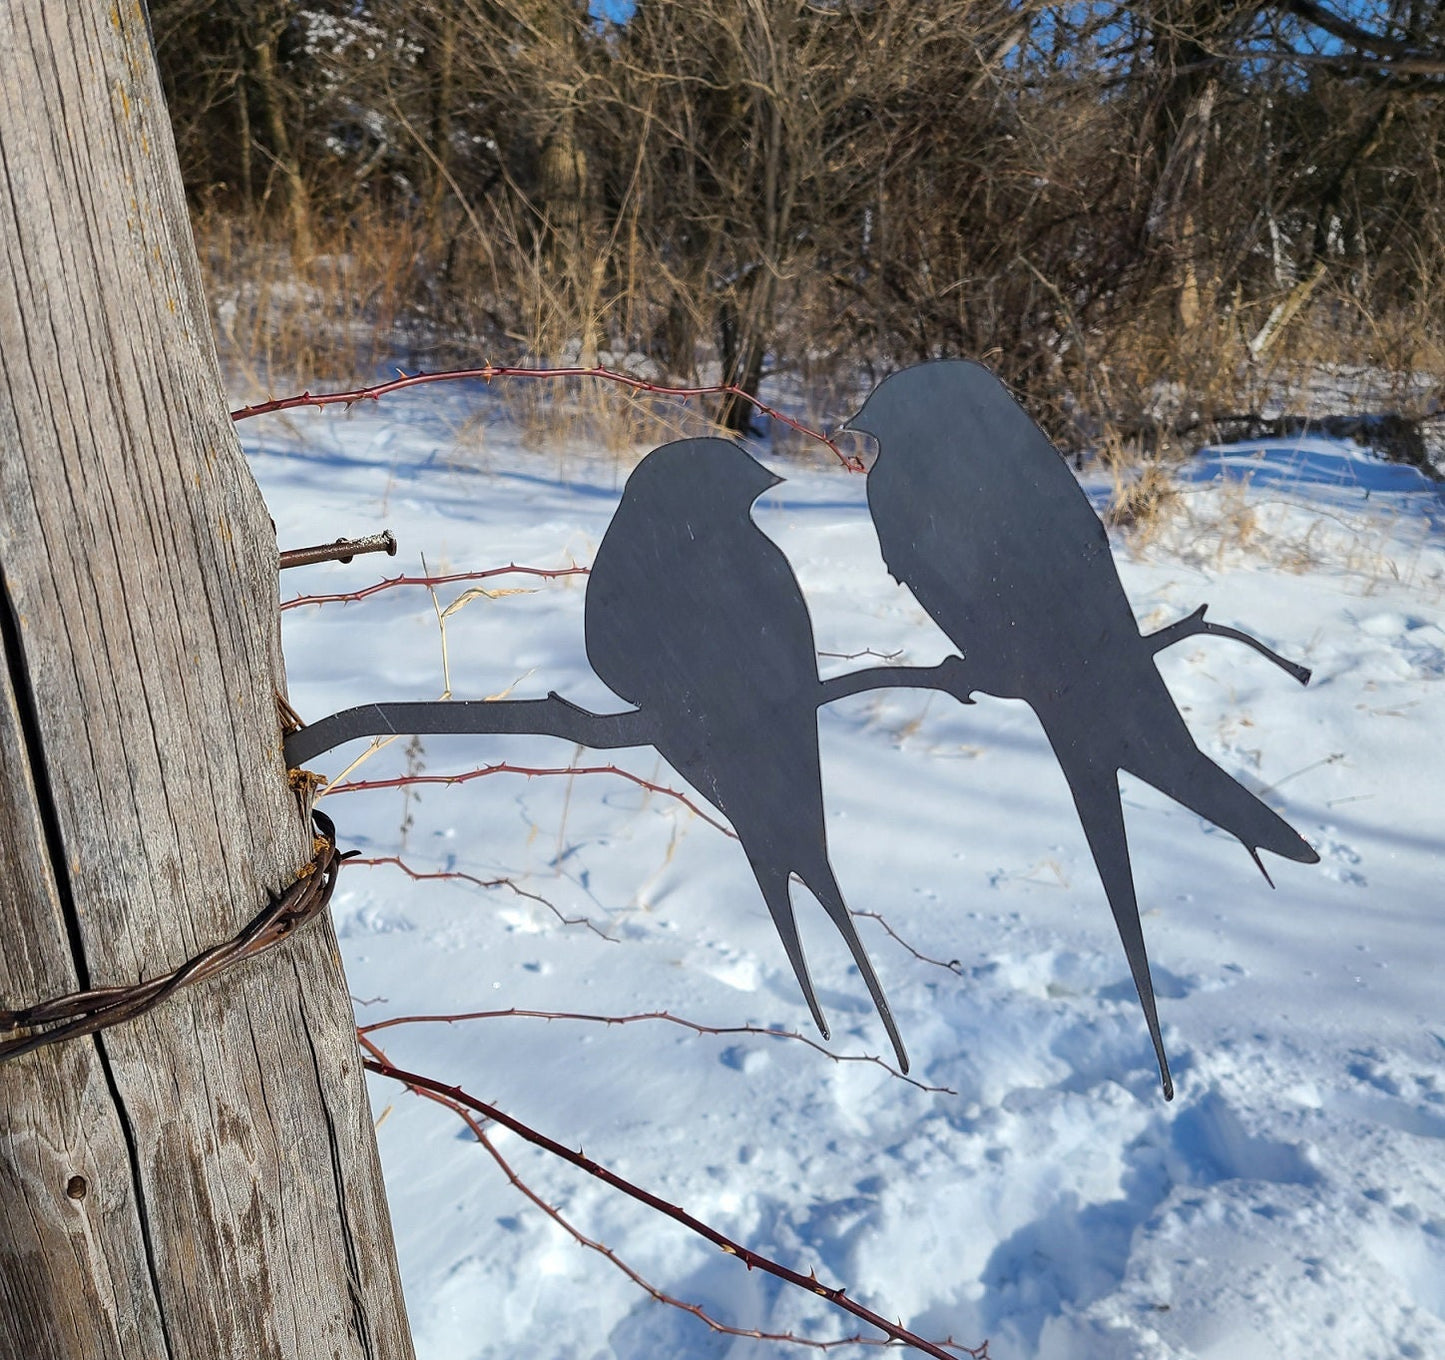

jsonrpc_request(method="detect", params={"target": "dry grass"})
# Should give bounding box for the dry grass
[197,198,1445,483]
[196,206,432,403]
[490,364,725,460]
[1104,459,1185,543]
[197,206,731,461]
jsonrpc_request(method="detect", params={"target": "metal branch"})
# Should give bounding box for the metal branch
[1145,605,1312,685]
[819,656,976,706]
[284,693,651,767]
[283,661,977,769]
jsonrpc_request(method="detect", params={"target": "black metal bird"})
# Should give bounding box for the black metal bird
[585,437,910,1071]
[848,360,1319,1098]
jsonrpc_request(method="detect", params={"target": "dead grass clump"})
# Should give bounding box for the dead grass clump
[196,204,438,403]
[493,365,711,460]
[1104,460,1184,543]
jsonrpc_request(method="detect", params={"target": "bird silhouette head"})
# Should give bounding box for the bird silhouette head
[844,359,1009,459]
[622,438,784,512]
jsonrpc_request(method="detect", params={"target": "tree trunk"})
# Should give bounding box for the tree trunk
[717,274,773,434]
[1147,76,1218,332]
[0,5,413,1359]
[251,14,313,261]
[424,9,460,264]
[236,35,255,210]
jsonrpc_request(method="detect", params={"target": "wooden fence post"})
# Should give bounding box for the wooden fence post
[0,5,415,1357]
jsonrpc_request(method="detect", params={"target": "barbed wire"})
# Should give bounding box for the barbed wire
[1,811,342,1062]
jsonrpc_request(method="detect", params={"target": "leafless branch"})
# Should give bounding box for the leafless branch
[281,564,588,612]
[345,855,617,941]
[358,1006,949,1093]
[322,760,738,837]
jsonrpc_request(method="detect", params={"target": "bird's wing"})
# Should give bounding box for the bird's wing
[589,510,819,714]
[867,368,1143,675]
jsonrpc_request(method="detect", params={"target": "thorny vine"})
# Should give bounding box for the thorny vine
[346,855,618,941]
[360,1034,988,1360]
[359,1005,948,1095]
[325,761,737,836]
[231,361,862,469]
[281,564,590,613]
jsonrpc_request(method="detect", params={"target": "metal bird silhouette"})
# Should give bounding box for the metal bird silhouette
[849,360,1319,1099]
[585,437,911,1071]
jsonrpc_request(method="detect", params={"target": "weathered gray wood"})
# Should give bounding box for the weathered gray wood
[0,5,414,1358]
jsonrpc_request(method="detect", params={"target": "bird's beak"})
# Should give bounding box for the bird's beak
[762,469,784,489]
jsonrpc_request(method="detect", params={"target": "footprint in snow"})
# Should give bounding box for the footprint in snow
[1315,827,1367,886]
[1332,1049,1445,1140]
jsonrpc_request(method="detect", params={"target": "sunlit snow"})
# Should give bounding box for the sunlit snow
[243,379,1445,1360]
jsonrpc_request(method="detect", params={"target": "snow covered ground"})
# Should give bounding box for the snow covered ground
[240,379,1445,1360]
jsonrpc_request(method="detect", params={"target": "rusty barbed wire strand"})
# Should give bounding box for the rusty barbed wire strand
[359,1041,988,1360]
[230,362,863,470]
[0,810,343,1062]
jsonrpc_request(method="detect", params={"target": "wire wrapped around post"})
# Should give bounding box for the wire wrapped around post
[0,809,346,1063]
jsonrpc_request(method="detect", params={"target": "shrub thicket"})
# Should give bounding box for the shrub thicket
[154,0,1445,447]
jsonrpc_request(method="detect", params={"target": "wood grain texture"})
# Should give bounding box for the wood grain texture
[0,4,414,1357]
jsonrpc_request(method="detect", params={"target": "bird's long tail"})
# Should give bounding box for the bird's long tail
[798,864,911,1075]
[754,866,834,1048]
[1126,749,1320,870]
[1061,763,1173,1100]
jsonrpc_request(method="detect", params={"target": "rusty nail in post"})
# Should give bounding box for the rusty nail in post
[279,531,398,571]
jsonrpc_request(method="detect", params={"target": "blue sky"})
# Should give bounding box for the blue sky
[589,0,635,21]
